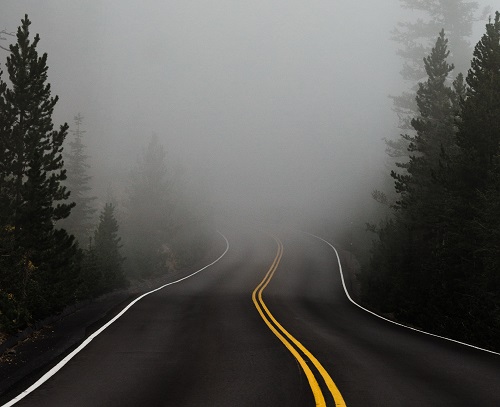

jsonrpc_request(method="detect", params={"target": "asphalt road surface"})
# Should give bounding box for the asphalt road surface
[3,226,500,406]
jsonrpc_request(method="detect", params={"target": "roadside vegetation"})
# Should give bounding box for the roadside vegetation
[0,16,213,335]
[2,4,500,356]
[362,5,500,351]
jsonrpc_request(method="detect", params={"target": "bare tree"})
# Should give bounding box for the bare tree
[0,29,14,51]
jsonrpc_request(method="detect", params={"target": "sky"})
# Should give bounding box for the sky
[0,1,493,224]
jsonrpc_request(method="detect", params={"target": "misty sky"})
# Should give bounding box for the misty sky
[0,1,492,218]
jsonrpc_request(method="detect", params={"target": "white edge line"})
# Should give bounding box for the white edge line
[304,231,500,357]
[2,231,230,407]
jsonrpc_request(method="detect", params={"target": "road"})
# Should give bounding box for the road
[3,226,500,406]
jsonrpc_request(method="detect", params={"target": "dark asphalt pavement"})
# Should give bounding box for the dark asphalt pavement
[3,227,500,406]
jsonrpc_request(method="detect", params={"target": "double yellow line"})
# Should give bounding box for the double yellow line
[251,236,346,407]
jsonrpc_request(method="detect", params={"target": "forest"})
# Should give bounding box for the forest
[0,1,499,355]
[0,16,213,334]
[362,3,500,351]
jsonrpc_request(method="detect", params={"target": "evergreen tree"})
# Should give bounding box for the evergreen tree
[387,0,484,158]
[443,12,500,281]
[59,113,96,244]
[392,30,458,211]
[364,12,500,350]
[0,15,76,325]
[1,15,74,237]
[393,0,483,81]
[0,67,9,225]
[456,11,500,194]
[124,135,171,277]
[93,203,126,294]
[474,154,500,315]
[167,166,214,268]
[374,0,484,256]
[448,12,500,346]
[364,31,461,330]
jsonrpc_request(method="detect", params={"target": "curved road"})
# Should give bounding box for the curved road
[3,227,500,406]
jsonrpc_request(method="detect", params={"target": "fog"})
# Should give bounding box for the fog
[0,1,491,229]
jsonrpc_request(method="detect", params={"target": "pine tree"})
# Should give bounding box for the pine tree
[364,31,462,329]
[387,0,484,158]
[0,15,76,325]
[1,15,74,237]
[365,13,500,349]
[167,166,214,268]
[393,0,483,81]
[125,135,171,277]
[60,113,96,244]
[94,203,126,293]
[0,66,9,225]
[448,12,500,346]
[456,11,500,194]
[377,0,482,237]
[392,30,458,211]
[475,154,500,319]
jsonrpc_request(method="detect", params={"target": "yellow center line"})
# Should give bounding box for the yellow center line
[252,235,347,407]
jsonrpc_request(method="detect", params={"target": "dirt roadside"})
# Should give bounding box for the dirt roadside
[0,237,227,405]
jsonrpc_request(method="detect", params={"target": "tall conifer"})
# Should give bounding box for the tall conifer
[0,15,75,323]
[393,30,457,211]
[60,113,96,244]
[456,12,500,194]
[365,31,461,329]
[451,13,500,345]
[387,0,483,159]
[125,135,171,277]
[94,203,126,293]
